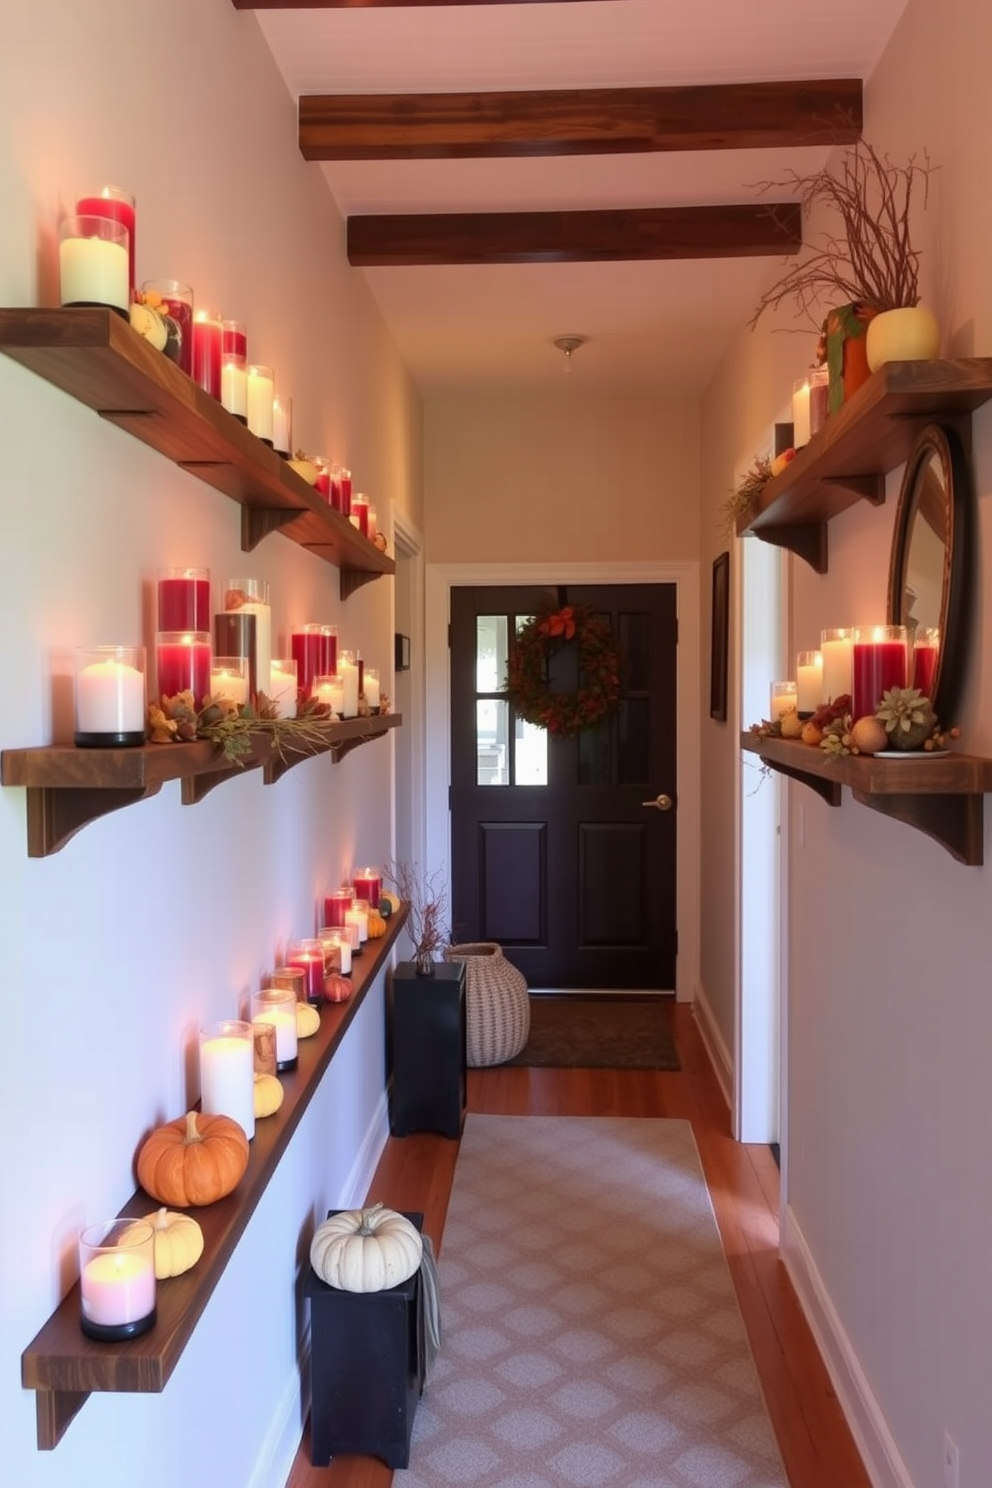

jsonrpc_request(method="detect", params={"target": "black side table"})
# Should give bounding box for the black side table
[305,1211,425,1469]
[389,960,466,1139]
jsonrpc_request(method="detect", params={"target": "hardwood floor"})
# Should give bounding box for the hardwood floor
[286,1002,870,1488]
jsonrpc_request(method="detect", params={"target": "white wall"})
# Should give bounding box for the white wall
[0,4,420,1486]
[699,3,992,1484]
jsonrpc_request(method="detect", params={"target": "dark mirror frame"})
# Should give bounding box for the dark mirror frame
[886,421,972,724]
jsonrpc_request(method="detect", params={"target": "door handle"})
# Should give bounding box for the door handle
[641,794,673,811]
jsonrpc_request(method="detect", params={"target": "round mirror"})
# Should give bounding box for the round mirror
[886,422,971,723]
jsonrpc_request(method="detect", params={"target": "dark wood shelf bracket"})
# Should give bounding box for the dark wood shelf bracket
[240,505,306,552]
[754,522,828,574]
[850,788,984,866]
[25,784,163,859]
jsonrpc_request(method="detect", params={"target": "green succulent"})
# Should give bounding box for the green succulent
[875,687,937,749]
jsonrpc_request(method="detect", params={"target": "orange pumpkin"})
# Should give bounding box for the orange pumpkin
[137,1110,249,1208]
[324,972,354,1004]
[366,909,387,939]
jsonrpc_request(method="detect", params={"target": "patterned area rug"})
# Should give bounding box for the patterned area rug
[398,1116,787,1488]
[508,995,680,1070]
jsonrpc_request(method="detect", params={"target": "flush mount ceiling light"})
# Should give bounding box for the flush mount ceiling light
[552,335,588,372]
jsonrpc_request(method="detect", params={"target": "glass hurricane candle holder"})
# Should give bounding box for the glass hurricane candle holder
[246,364,274,444]
[820,627,855,704]
[252,984,299,1071]
[225,580,271,703]
[156,631,211,707]
[318,926,352,976]
[192,308,222,400]
[199,1019,254,1140]
[60,215,129,315]
[79,1218,156,1341]
[852,625,908,720]
[352,867,382,905]
[268,966,307,1001]
[272,392,292,456]
[322,886,354,930]
[292,624,336,701]
[313,673,344,716]
[76,185,136,297]
[74,645,146,748]
[287,938,326,1005]
[338,650,359,718]
[912,626,940,699]
[770,680,797,721]
[141,279,193,374]
[363,667,381,712]
[269,658,298,718]
[209,656,249,707]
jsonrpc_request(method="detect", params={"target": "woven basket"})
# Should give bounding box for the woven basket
[443,942,530,1067]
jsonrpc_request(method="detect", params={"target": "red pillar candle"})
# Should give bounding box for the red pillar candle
[852,626,908,720]
[352,868,381,905]
[192,309,222,400]
[292,624,333,701]
[338,467,352,518]
[322,887,355,929]
[222,319,247,363]
[156,630,211,705]
[350,493,369,538]
[287,940,325,1006]
[76,186,136,299]
[158,568,211,631]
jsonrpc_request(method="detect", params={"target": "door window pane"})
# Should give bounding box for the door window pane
[515,717,548,785]
[477,699,509,785]
[476,616,507,692]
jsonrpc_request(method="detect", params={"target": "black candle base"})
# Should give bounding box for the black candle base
[74,730,146,749]
[81,1307,156,1343]
[276,1054,299,1073]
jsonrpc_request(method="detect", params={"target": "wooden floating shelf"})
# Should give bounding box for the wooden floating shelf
[0,307,394,600]
[21,906,410,1451]
[738,358,992,573]
[741,733,992,864]
[1,713,401,857]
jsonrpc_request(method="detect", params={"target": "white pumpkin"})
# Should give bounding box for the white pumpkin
[310,1202,422,1293]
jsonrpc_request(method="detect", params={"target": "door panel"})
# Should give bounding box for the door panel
[450,583,678,990]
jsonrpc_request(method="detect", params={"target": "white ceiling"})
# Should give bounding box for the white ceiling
[253,0,909,396]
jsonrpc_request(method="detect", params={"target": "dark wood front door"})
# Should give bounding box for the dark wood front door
[449,583,678,990]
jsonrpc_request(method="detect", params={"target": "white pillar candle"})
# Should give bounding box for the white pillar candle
[246,364,274,443]
[199,1021,255,1140]
[820,629,854,703]
[338,652,359,718]
[345,904,369,944]
[221,360,247,419]
[269,658,297,718]
[320,929,352,975]
[252,987,299,1067]
[59,231,129,311]
[796,651,823,716]
[792,377,811,447]
[226,581,271,701]
[75,656,145,734]
[770,681,797,720]
[272,392,292,455]
[363,668,381,709]
[209,665,248,706]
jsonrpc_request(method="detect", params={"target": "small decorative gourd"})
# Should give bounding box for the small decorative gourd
[324,972,353,1004]
[123,1207,204,1279]
[254,1072,284,1118]
[366,908,387,939]
[136,1110,250,1208]
[379,892,401,918]
[297,1002,321,1038]
[310,1202,422,1293]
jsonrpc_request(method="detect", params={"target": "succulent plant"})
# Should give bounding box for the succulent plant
[875,687,937,749]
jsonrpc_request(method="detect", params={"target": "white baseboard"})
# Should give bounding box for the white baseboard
[341,1090,391,1207]
[692,981,733,1111]
[781,1206,915,1488]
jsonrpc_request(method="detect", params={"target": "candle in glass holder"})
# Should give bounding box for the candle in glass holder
[246,364,274,443]
[338,650,359,718]
[76,186,136,297]
[225,579,271,702]
[192,308,222,400]
[323,886,354,929]
[156,630,211,705]
[272,393,292,456]
[345,902,369,946]
[74,646,146,747]
[287,938,325,1006]
[60,216,129,314]
[199,1020,254,1140]
[350,493,370,538]
[158,567,211,631]
[269,658,297,718]
[268,966,307,1002]
[222,319,247,363]
[339,467,352,516]
[252,985,298,1071]
[912,626,940,699]
[770,680,797,721]
[353,867,382,905]
[796,650,823,719]
[142,279,194,374]
[363,667,381,711]
[820,627,854,704]
[314,457,331,502]
[312,674,343,715]
[317,926,352,976]
[209,656,248,706]
[852,626,908,720]
[79,1219,156,1341]
[809,365,829,436]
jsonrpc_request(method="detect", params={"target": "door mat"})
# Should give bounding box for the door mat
[507,994,680,1070]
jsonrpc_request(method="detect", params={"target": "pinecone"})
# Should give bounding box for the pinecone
[875,687,937,750]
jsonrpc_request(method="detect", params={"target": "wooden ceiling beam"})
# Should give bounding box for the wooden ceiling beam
[347,202,801,267]
[301,79,862,161]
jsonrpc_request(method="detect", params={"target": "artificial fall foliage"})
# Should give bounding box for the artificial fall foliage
[504,602,622,737]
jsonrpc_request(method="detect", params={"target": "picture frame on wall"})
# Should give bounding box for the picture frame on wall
[710,551,729,722]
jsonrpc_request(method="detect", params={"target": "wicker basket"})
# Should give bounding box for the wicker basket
[443,942,530,1067]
